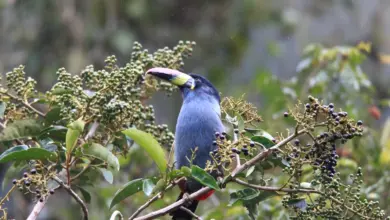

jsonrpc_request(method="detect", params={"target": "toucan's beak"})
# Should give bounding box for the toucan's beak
[146,67,195,90]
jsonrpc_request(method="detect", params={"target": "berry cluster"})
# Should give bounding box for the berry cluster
[12,167,55,203]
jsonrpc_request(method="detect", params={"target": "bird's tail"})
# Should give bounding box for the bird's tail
[170,192,199,220]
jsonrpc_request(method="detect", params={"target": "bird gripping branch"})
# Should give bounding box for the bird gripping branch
[147,67,224,220]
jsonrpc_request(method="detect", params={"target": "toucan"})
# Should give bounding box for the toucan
[147,67,224,219]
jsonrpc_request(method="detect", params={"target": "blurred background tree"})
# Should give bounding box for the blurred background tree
[1,0,390,219]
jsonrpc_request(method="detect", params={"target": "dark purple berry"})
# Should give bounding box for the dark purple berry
[232,148,238,153]
[49,189,55,195]
[219,135,225,141]
[357,120,363,126]
[305,103,310,109]
[294,139,300,146]
[215,132,220,137]
[284,112,289,117]
[24,181,31,187]
[332,113,338,118]
[229,154,236,158]
[12,179,17,185]
[30,169,37,175]
[329,103,334,108]
[36,194,41,199]
[212,141,217,146]
[23,172,28,178]
[249,141,255,147]
[36,189,40,194]
[234,129,239,134]
[221,131,227,136]
[39,198,44,202]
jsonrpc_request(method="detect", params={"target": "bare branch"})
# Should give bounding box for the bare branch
[232,129,307,176]
[133,187,211,220]
[232,178,321,194]
[110,210,124,220]
[2,91,45,117]
[52,176,89,220]
[179,206,202,220]
[26,195,51,220]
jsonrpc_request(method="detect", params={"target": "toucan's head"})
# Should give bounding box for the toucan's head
[146,67,220,102]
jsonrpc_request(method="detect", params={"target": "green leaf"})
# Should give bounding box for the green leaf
[83,143,120,171]
[99,168,114,184]
[66,118,85,155]
[109,178,144,209]
[38,125,67,141]
[44,107,61,125]
[122,128,167,174]
[0,120,43,141]
[77,186,91,204]
[190,165,219,190]
[0,145,56,163]
[0,102,6,118]
[151,179,166,195]
[251,130,275,148]
[142,179,155,197]
[246,166,255,178]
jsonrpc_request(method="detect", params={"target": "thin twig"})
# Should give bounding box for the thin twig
[71,162,91,182]
[52,176,89,220]
[110,210,124,220]
[3,91,45,117]
[133,187,211,220]
[179,206,202,220]
[233,178,321,194]
[84,121,99,141]
[232,129,306,176]
[129,178,183,220]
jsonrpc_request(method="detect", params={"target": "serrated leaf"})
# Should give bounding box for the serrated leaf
[122,128,167,174]
[0,145,56,163]
[0,102,6,119]
[83,143,119,171]
[0,120,43,141]
[99,168,113,184]
[190,165,219,190]
[109,178,144,209]
[77,186,91,204]
[142,179,155,197]
[246,166,255,177]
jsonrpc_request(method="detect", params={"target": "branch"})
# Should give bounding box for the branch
[84,121,99,141]
[179,207,202,220]
[26,195,51,220]
[129,178,183,219]
[110,210,124,220]
[232,178,321,194]
[133,187,211,220]
[3,91,45,117]
[52,176,89,220]
[232,129,306,176]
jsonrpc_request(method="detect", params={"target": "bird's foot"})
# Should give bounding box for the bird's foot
[183,192,193,206]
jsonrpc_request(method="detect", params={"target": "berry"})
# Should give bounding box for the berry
[284,112,289,117]
[236,150,241,154]
[249,141,255,147]
[357,120,363,126]
[219,135,225,141]
[305,103,310,109]
[294,139,300,146]
[232,148,238,153]
[233,129,239,134]
[242,148,249,153]
[329,103,334,108]
[30,169,37,175]
[23,172,28,178]
[215,132,220,137]
[36,189,40,194]
[212,141,217,146]
[24,181,31,187]
[12,179,17,185]
[39,198,44,203]
[49,189,55,195]
[221,131,227,136]
[229,154,236,158]
[36,194,41,199]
